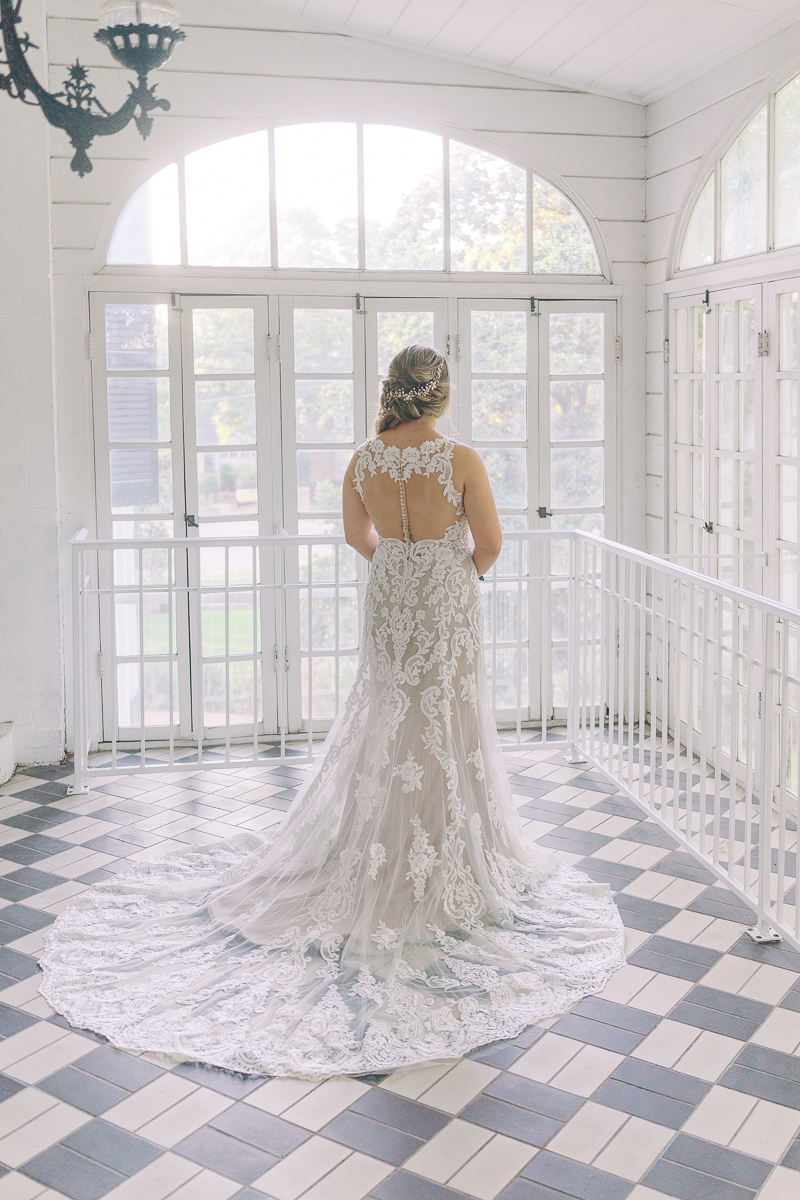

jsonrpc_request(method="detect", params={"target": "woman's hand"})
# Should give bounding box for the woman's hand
[456,446,503,577]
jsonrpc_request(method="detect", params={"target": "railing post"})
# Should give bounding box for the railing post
[565,532,587,766]
[749,608,781,943]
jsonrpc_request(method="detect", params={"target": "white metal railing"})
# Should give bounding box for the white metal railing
[69,528,800,950]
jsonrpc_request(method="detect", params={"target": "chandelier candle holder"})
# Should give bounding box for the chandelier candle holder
[0,0,185,175]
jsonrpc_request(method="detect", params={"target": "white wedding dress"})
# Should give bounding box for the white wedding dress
[40,436,624,1078]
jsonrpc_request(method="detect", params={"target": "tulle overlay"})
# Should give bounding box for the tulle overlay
[40,438,625,1077]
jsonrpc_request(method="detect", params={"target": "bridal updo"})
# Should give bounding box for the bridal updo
[375,345,450,433]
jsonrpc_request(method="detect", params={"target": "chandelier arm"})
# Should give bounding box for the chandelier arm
[0,0,181,175]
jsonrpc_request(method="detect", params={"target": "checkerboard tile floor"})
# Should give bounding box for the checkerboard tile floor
[0,742,799,1200]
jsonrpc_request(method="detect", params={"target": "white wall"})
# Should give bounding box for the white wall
[644,20,800,554]
[0,1,64,765]
[4,0,649,759]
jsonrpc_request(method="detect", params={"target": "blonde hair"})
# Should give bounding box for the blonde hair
[375,345,450,434]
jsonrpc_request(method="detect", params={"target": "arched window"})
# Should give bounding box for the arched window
[106,123,600,275]
[679,71,800,269]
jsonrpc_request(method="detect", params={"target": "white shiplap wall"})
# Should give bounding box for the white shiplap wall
[11,1,651,759]
[644,19,800,554]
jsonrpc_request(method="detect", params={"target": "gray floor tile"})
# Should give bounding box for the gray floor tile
[172,1061,265,1097]
[459,1096,561,1146]
[590,796,644,821]
[671,986,770,1040]
[637,935,722,968]
[80,836,138,857]
[0,1001,38,1038]
[521,1150,633,1200]
[0,878,38,902]
[76,1045,164,1091]
[614,893,681,932]
[591,1078,695,1128]
[0,903,55,932]
[610,1058,710,1104]
[63,1120,163,1175]
[577,858,644,887]
[0,947,40,982]
[687,886,757,924]
[38,1066,128,1114]
[571,997,660,1035]
[734,1042,800,1084]
[619,822,679,849]
[649,852,717,885]
[628,947,719,982]
[351,1088,451,1138]
[20,1145,125,1200]
[175,1126,277,1184]
[720,1064,800,1110]
[497,1181,568,1200]
[371,1171,473,1200]
[211,1102,310,1155]
[728,937,800,973]
[538,829,612,854]
[0,834,71,863]
[664,1134,771,1189]
[228,1191,270,1200]
[5,867,64,891]
[468,1042,528,1068]
[0,1073,24,1103]
[322,1110,423,1164]
[641,1158,755,1200]
[782,1136,800,1170]
[549,1013,643,1054]
[483,1072,584,1121]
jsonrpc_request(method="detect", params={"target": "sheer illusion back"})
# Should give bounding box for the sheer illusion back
[39,432,624,1078]
[354,435,467,545]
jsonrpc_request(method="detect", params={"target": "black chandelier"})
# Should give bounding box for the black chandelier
[0,0,185,176]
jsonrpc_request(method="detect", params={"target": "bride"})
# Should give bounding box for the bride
[40,345,624,1078]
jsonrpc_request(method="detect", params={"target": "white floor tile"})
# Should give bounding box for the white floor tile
[596,964,654,1004]
[104,1075,198,1132]
[682,1085,758,1145]
[299,1152,392,1200]
[404,1119,494,1183]
[750,1007,800,1053]
[0,1102,90,1168]
[0,1088,59,1137]
[0,1171,50,1199]
[418,1059,500,1113]
[507,1033,582,1083]
[547,1102,628,1163]
[690,918,747,952]
[6,1033,96,1084]
[672,1030,745,1081]
[755,1165,800,1200]
[379,1061,455,1100]
[738,965,800,1006]
[701,955,760,995]
[631,1020,700,1068]
[244,1078,318,1115]
[280,1078,370,1131]
[447,1133,537,1199]
[592,1116,674,1181]
[252,1136,351,1200]
[0,1023,68,1071]
[729,1099,800,1161]
[628,973,694,1015]
[165,1170,240,1200]
[100,1153,201,1199]
[549,1045,624,1097]
[137,1086,234,1146]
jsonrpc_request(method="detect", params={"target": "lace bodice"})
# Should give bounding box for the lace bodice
[353,436,467,546]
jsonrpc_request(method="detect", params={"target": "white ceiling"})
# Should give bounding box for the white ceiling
[253,0,800,103]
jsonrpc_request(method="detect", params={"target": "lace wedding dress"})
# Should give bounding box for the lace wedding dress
[40,436,624,1078]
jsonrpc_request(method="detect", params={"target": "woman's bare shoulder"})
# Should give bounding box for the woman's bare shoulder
[451,443,485,475]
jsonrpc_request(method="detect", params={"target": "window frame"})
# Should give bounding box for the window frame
[95,117,607,283]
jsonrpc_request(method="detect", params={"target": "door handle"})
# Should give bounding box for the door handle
[538,506,553,519]
[185,514,199,528]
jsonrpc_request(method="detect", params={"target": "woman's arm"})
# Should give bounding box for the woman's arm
[460,448,503,577]
[343,456,379,562]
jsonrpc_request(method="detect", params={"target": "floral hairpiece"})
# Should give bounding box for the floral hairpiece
[382,361,443,406]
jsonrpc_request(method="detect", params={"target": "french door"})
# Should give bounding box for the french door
[90,291,617,742]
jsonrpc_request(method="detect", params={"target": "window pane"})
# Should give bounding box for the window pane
[193,309,254,374]
[110,448,172,513]
[471,311,526,372]
[275,123,358,268]
[107,164,180,265]
[676,380,690,444]
[739,460,754,532]
[738,380,754,453]
[449,142,526,271]
[531,175,597,273]
[296,381,354,443]
[196,381,256,445]
[718,302,734,372]
[776,74,800,248]
[108,378,170,443]
[105,304,168,370]
[550,381,603,440]
[295,309,353,373]
[781,549,797,606]
[780,379,797,458]
[297,449,352,512]
[779,292,798,371]
[781,464,797,542]
[472,381,526,440]
[478,448,527,507]
[693,381,705,445]
[198,450,257,516]
[676,451,691,516]
[186,132,270,267]
[377,312,435,375]
[680,174,714,268]
[719,458,734,526]
[364,126,443,270]
[718,381,734,449]
[550,313,603,373]
[203,661,261,727]
[550,447,603,508]
[721,106,767,260]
